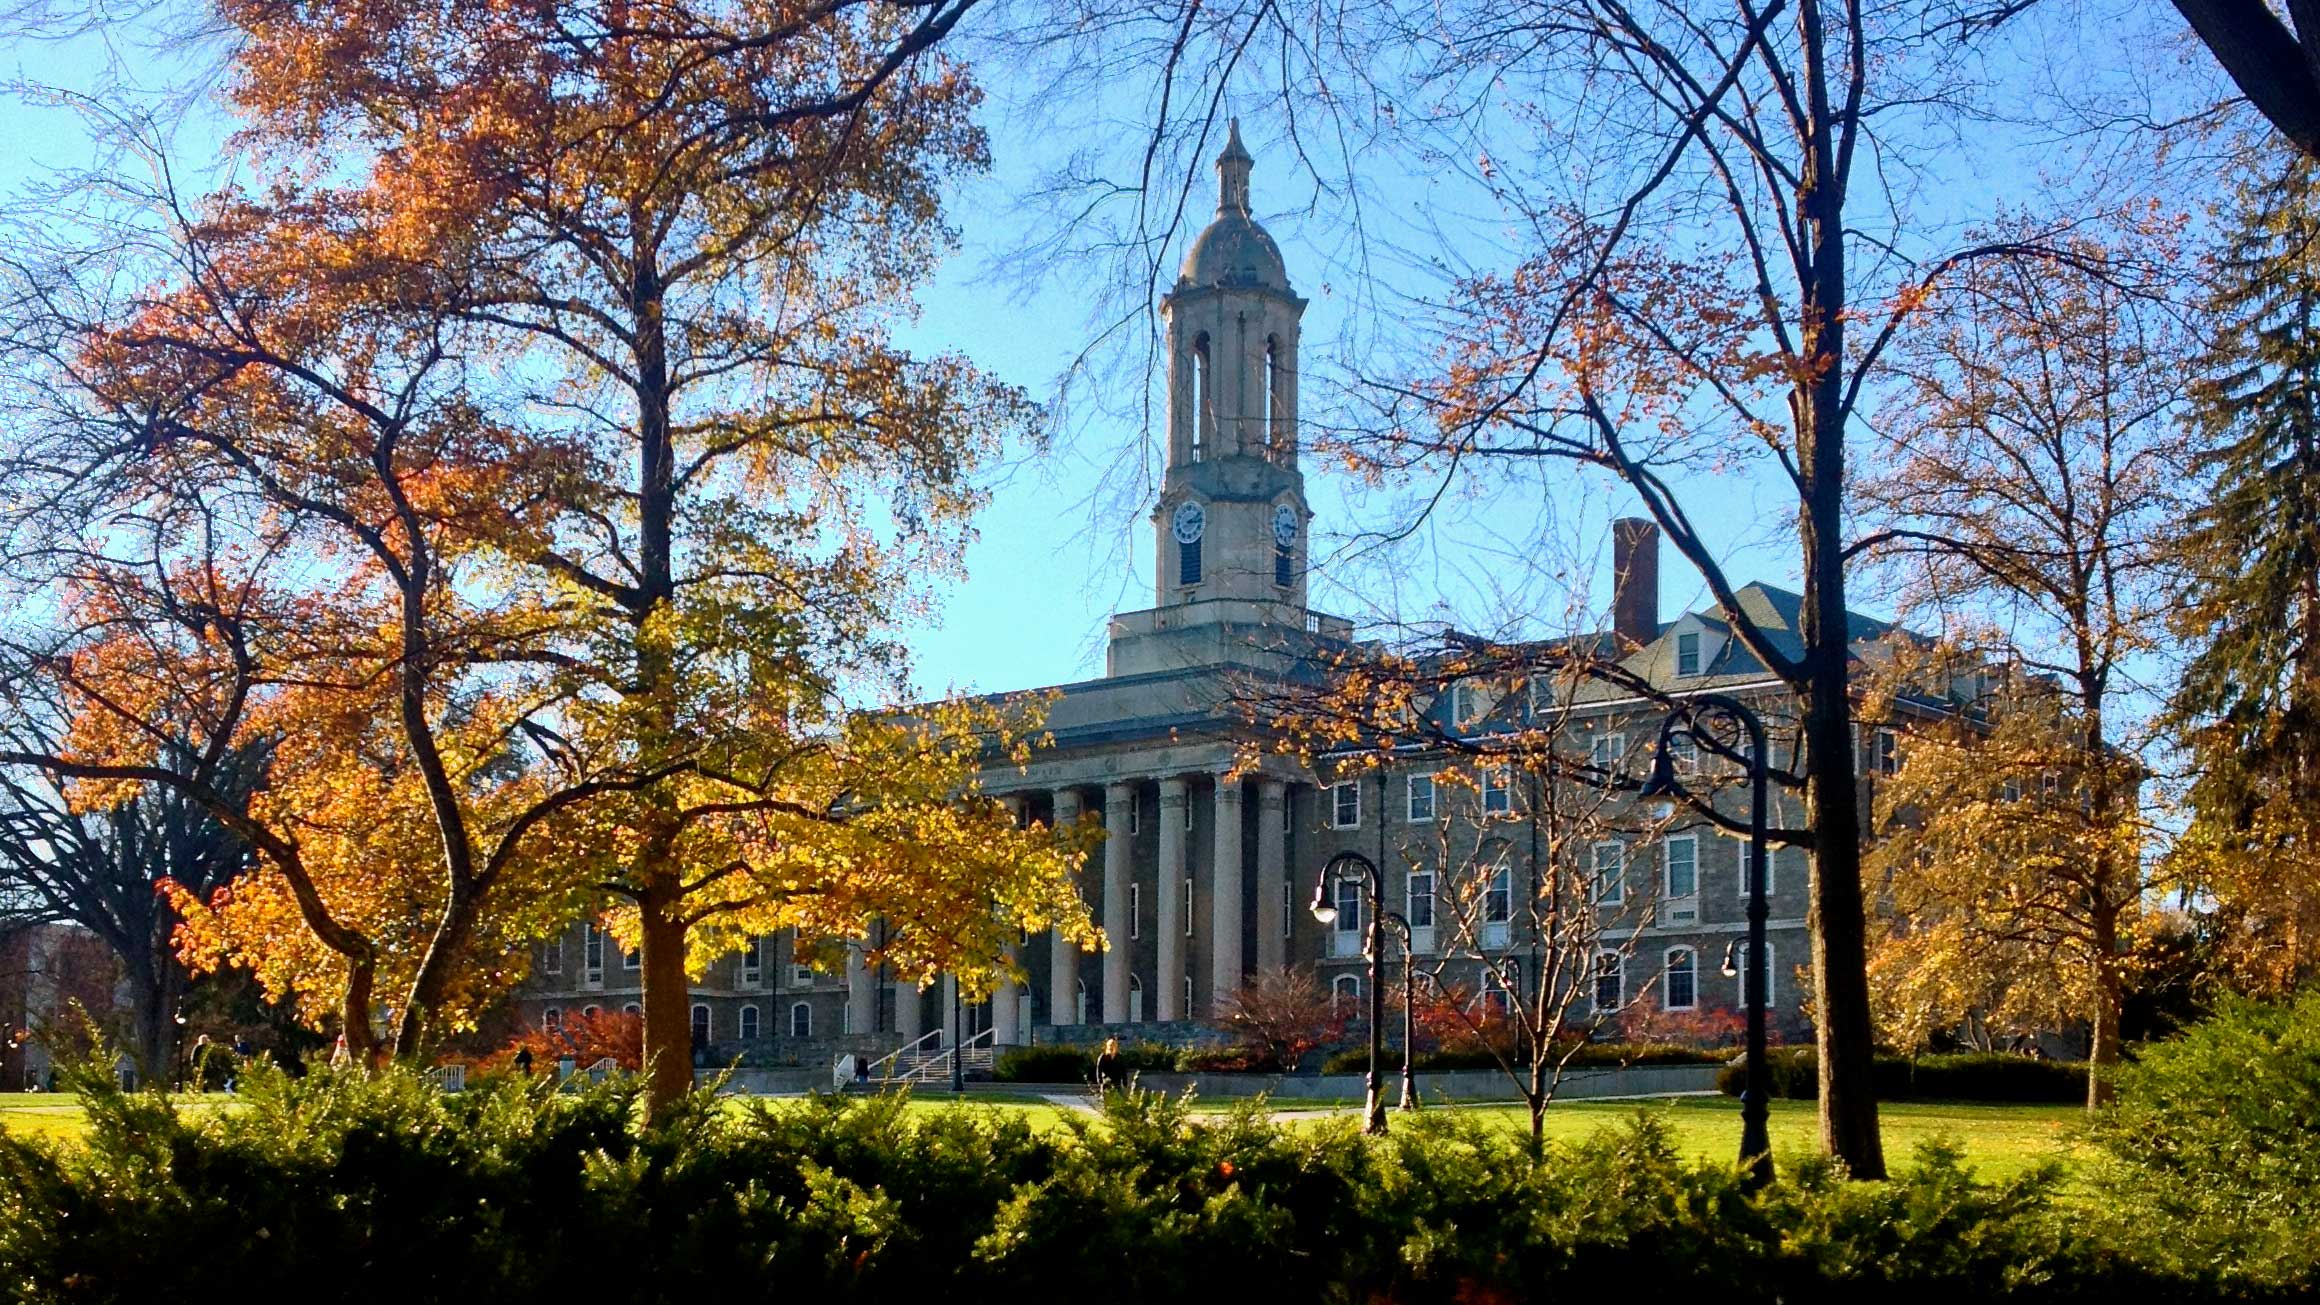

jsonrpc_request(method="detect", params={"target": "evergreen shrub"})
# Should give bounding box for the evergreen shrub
[2090,991,2320,1288]
[0,1059,2261,1302]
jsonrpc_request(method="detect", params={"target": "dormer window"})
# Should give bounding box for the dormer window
[1676,631,1702,677]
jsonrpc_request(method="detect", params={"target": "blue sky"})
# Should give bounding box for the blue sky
[0,2,2230,706]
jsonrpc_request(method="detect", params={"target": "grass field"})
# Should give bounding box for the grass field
[0,1088,2089,1184]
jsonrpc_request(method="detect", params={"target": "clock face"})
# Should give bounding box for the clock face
[1171,499,1207,545]
[1271,503,1299,549]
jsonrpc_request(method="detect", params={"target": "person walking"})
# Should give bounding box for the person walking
[1094,1037,1120,1093]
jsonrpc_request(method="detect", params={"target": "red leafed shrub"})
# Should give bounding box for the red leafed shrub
[470,1008,643,1073]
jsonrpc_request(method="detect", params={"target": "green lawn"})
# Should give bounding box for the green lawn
[1,1089,2090,1185]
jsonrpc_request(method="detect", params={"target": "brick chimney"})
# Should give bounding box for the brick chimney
[1611,517,1660,650]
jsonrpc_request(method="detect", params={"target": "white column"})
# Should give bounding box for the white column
[1255,779,1289,972]
[894,979,922,1042]
[1210,775,1245,1014]
[1050,787,1084,1025]
[845,942,874,1036]
[1156,776,1189,1021]
[993,933,1021,1045]
[1102,782,1135,1024]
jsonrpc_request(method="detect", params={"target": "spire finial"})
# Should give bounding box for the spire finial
[1216,118,1253,216]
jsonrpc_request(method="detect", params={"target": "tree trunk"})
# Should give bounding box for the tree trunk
[638,875,693,1118]
[1792,0,1885,1182]
[2088,912,2123,1111]
[341,959,379,1065]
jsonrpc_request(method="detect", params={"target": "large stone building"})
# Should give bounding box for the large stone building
[515,122,1922,1067]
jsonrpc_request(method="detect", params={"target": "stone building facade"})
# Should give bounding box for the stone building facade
[514,122,1922,1066]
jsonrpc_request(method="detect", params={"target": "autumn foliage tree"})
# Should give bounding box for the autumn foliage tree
[1,0,1097,1107]
[1855,223,2190,1109]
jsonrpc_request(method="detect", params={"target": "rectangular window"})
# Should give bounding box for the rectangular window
[1450,683,1475,729]
[1676,631,1701,676]
[1184,879,1195,937]
[540,938,561,976]
[1874,729,1900,776]
[1335,877,1362,935]
[1669,733,1699,775]
[741,936,763,987]
[621,946,640,972]
[1328,781,1361,829]
[1179,538,1203,585]
[1406,773,1436,823]
[2001,776,2023,802]
[1665,948,1697,1010]
[1485,865,1513,923]
[794,960,815,985]
[1482,768,1512,815]
[1592,841,1626,904]
[1185,973,1196,1013]
[1593,951,1624,1011]
[1407,870,1435,929]
[584,924,606,976]
[1130,883,1142,940]
[1665,835,1698,900]
[1590,731,1626,772]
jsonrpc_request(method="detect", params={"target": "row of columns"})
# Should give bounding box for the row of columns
[852,773,1294,1042]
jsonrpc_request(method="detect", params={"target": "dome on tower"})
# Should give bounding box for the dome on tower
[1179,120,1292,293]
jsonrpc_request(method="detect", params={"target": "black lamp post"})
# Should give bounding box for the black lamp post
[950,976,965,1095]
[1309,850,1417,1134]
[1639,693,1773,1190]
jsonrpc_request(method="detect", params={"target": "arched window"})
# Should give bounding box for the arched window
[1076,977,1090,1025]
[1192,332,1214,457]
[1127,973,1145,1023]
[1664,947,1697,1011]
[689,1003,711,1046]
[790,1001,812,1038]
[620,1003,639,1018]
[582,1004,601,1020]
[542,1008,562,1034]
[1331,973,1361,1011]
[738,1005,760,1041]
[1265,333,1288,460]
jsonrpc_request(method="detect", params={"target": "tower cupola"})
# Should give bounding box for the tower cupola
[1153,119,1310,610]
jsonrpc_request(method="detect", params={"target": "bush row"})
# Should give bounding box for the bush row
[0,1063,2239,1304]
[997,1040,1723,1082]
[1714,1051,2089,1104]
[1318,1041,1727,1075]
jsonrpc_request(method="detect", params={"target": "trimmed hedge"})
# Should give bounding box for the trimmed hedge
[0,1062,2218,1302]
[991,1041,1180,1084]
[1320,1041,1724,1076]
[1715,1050,2088,1103]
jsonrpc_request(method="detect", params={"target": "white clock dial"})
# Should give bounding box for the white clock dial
[1171,499,1207,545]
[1272,503,1299,549]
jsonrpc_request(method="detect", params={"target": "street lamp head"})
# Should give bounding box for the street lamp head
[1310,900,1339,925]
[1639,737,1682,821]
[1721,938,1742,979]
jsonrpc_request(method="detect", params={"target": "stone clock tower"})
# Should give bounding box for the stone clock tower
[1155,120,1309,610]
[1104,121,1344,678]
